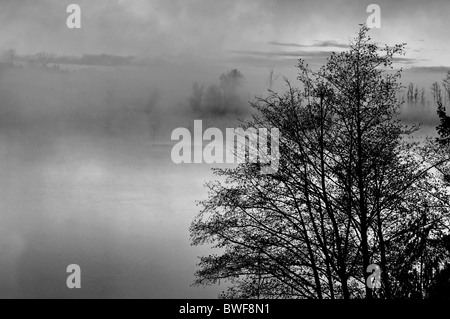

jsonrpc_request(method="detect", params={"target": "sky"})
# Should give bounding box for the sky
[1,0,450,69]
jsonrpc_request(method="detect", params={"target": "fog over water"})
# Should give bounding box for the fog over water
[0,63,249,298]
[0,55,445,298]
[0,137,215,298]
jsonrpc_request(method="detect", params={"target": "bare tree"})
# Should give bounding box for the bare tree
[190,26,450,299]
[2,49,16,64]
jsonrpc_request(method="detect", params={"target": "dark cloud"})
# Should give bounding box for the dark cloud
[313,40,350,49]
[269,40,349,49]
[230,49,333,59]
[14,53,138,67]
[230,49,422,69]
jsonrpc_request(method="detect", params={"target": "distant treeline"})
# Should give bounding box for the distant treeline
[1,49,143,67]
[397,72,450,126]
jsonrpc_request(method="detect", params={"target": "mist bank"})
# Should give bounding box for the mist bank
[0,59,446,161]
[0,62,256,145]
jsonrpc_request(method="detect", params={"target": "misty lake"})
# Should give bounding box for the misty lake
[0,130,225,298]
[0,61,442,299]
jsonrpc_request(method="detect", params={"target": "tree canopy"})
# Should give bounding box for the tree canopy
[190,26,450,299]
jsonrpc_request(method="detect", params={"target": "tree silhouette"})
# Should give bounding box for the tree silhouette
[189,69,246,117]
[190,26,450,299]
[433,72,450,148]
[2,49,16,64]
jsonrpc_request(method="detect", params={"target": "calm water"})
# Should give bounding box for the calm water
[0,130,224,298]
[0,118,437,298]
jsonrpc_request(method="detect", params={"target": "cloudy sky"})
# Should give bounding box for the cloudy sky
[1,0,449,70]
